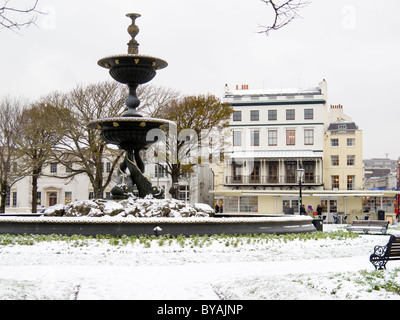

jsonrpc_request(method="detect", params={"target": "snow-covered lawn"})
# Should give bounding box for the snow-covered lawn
[1,224,400,300]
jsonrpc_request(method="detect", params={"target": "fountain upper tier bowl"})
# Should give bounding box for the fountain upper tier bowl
[98,54,168,85]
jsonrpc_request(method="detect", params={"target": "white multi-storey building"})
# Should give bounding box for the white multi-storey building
[218,80,327,214]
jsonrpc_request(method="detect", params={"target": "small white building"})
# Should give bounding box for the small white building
[5,158,214,214]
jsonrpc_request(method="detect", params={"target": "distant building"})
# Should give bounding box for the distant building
[5,157,214,214]
[323,105,364,191]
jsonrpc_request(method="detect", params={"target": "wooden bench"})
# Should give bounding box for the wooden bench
[347,220,389,235]
[370,235,400,270]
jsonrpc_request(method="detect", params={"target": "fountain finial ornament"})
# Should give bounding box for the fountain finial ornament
[126,13,140,54]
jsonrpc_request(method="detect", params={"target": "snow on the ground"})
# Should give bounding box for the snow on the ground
[0,224,400,300]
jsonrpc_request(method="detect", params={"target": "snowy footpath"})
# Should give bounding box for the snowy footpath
[0,224,399,300]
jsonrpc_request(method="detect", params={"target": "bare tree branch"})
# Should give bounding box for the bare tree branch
[0,0,43,31]
[258,0,311,35]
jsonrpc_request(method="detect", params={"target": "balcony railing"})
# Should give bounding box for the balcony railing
[225,175,321,185]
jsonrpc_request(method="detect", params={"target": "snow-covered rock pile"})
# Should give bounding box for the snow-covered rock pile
[43,196,214,218]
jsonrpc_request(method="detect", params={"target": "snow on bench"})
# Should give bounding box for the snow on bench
[347,220,389,235]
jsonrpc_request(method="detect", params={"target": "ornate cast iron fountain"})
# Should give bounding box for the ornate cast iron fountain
[88,13,174,199]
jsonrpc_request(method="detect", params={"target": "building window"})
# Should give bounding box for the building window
[338,124,347,131]
[268,110,277,121]
[239,196,258,212]
[232,162,243,183]
[155,165,165,178]
[268,130,277,146]
[304,162,315,183]
[283,199,299,214]
[347,175,355,190]
[232,111,242,121]
[250,130,259,146]
[304,129,314,145]
[286,130,295,145]
[179,185,190,202]
[250,110,259,121]
[250,161,260,183]
[347,155,355,166]
[286,109,295,120]
[331,139,339,147]
[5,192,10,206]
[50,163,58,173]
[331,175,339,189]
[304,109,314,120]
[224,196,258,213]
[12,192,17,207]
[331,155,339,166]
[89,192,94,200]
[37,192,41,205]
[65,192,72,204]
[106,162,112,173]
[285,162,296,183]
[347,138,355,146]
[225,196,239,212]
[268,161,278,183]
[233,131,242,146]
[65,162,73,173]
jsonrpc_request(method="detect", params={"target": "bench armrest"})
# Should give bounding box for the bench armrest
[372,245,387,257]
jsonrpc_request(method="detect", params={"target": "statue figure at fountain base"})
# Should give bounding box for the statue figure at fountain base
[111,150,164,200]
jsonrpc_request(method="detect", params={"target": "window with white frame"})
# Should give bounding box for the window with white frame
[268,130,277,146]
[331,175,339,189]
[65,192,72,204]
[268,110,277,121]
[233,131,242,146]
[286,109,295,120]
[331,139,339,147]
[304,129,314,145]
[250,110,259,121]
[233,111,242,121]
[304,109,314,120]
[286,130,295,145]
[155,165,165,178]
[347,175,355,190]
[347,155,355,166]
[331,155,339,166]
[50,162,58,173]
[347,138,355,146]
[250,130,260,146]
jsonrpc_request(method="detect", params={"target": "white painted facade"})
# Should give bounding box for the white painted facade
[222,80,328,194]
[5,158,214,213]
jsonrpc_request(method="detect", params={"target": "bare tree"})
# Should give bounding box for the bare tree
[51,82,126,199]
[0,0,42,31]
[17,99,69,213]
[0,96,26,213]
[259,0,311,35]
[150,94,233,198]
[136,84,182,118]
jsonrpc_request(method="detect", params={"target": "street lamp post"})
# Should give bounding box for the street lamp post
[297,168,305,214]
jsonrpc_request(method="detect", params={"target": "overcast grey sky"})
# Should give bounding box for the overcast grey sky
[1,0,399,160]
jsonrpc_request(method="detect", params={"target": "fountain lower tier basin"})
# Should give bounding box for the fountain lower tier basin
[88,117,175,150]
[0,216,316,236]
